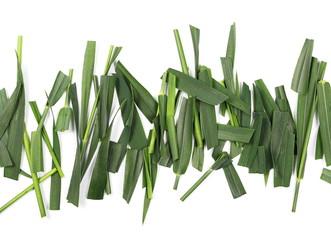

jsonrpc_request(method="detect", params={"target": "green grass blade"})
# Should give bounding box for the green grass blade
[173,29,189,75]
[315,127,323,159]
[217,124,255,143]
[291,39,314,94]
[47,71,70,107]
[240,82,251,128]
[123,149,144,203]
[199,67,218,149]
[80,41,96,140]
[238,116,263,167]
[167,68,228,105]
[50,117,61,210]
[321,168,331,184]
[166,73,179,160]
[3,65,25,180]
[255,79,279,120]
[116,62,157,122]
[296,57,319,167]
[31,130,43,173]
[212,79,250,113]
[226,23,236,66]
[192,144,204,171]
[221,57,235,93]
[317,81,331,165]
[223,163,246,199]
[29,101,64,177]
[55,107,72,132]
[0,139,12,167]
[0,82,22,138]
[190,25,200,77]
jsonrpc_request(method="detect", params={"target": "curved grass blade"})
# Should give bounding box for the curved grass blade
[116,61,157,122]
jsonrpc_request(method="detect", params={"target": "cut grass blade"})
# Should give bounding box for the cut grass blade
[291,39,314,94]
[123,149,144,203]
[223,162,246,199]
[103,45,122,76]
[166,73,179,160]
[226,23,236,66]
[31,130,43,173]
[212,79,250,113]
[271,111,295,187]
[50,115,61,210]
[55,69,73,132]
[255,79,279,121]
[190,25,200,77]
[29,101,64,177]
[240,82,251,128]
[238,116,263,167]
[180,153,232,201]
[317,80,331,165]
[80,41,96,140]
[296,57,319,167]
[116,61,157,122]
[321,168,331,184]
[173,97,193,189]
[315,127,323,159]
[217,124,255,143]
[199,66,218,149]
[167,68,228,105]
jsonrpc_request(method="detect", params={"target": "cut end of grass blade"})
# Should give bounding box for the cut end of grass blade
[173,174,181,190]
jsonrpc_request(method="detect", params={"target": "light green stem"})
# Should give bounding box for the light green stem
[23,125,46,217]
[180,168,213,201]
[0,168,57,213]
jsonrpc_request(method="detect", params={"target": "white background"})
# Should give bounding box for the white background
[0,0,331,239]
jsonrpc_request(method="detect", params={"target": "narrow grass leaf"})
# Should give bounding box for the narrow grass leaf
[217,124,255,143]
[317,80,331,165]
[255,79,279,120]
[166,73,179,160]
[199,66,218,149]
[315,127,323,159]
[123,149,144,203]
[50,117,61,210]
[291,39,314,94]
[116,62,157,122]
[223,163,246,199]
[190,25,200,77]
[80,41,96,140]
[237,116,263,167]
[166,68,228,105]
[47,71,70,107]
